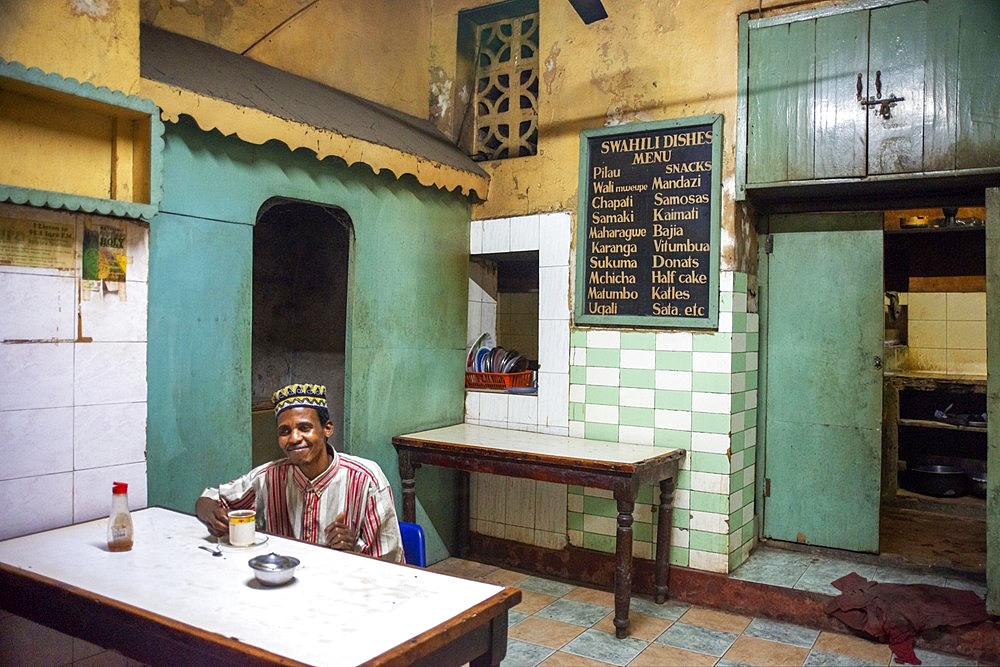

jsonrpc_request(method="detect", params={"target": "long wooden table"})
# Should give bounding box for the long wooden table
[0,507,520,666]
[392,423,685,639]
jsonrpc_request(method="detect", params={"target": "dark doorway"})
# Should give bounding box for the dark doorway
[251,200,352,464]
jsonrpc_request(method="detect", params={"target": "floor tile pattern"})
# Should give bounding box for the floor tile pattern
[428,553,982,667]
[730,545,987,599]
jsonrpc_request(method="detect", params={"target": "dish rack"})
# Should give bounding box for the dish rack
[465,370,534,391]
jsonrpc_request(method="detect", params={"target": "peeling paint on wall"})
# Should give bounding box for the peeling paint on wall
[140,0,245,41]
[587,38,662,128]
[720,220,736,270]
[543,44,560,94]
[429,67,453,123]
[733,200,759,284]
[70,0,112,18]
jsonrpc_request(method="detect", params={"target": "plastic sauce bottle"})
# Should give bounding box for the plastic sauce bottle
[107,481,134,552]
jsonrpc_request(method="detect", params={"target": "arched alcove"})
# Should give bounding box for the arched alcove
[251,199,353,463]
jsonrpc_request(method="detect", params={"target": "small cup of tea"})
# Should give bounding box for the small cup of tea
[228,509,256,546]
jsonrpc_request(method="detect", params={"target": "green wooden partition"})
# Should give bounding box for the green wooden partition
[147,119,469,561]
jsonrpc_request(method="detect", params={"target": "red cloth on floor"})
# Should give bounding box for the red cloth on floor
[825,572,989,665]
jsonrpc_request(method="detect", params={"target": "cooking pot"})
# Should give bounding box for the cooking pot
[903,465,967,498]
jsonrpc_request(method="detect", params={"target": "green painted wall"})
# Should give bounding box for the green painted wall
[147,119,468,559]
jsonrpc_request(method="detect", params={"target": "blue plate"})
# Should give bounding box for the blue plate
[475,347,491,372]
[507,386,536,395]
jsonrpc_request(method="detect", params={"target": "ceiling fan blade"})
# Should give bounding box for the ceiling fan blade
[568,0,608,24]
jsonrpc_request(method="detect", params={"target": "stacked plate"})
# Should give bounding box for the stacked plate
[466,334,528,374]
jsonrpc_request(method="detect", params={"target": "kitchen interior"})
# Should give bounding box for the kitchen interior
[880,204,986,577]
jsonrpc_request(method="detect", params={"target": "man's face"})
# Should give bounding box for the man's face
[276,407,334,471]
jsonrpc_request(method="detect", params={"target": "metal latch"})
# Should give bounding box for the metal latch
[857,70,904,119]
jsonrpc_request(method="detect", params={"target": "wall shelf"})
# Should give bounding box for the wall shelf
[0,59,163,221]
[882,372,986,501]
[897,418,987,434]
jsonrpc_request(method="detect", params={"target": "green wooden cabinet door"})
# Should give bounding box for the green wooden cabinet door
[748,9,870,182]
[747,20,816,183]
[746,0,1000,183]
[926,0,1000,171]
[762,213,883,552]
[867,1,927,175]
[955,0,1000,170]
[814,10,868,179]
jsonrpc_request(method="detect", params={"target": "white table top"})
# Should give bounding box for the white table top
[0,507,506,666]
[395,423,682,466]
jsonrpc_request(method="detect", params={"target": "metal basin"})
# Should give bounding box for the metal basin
[904,465,967,498]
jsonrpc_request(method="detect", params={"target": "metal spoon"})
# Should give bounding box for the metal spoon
[199,537,223,557]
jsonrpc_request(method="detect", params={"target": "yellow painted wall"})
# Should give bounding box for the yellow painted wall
[141,0,431,118]
[0,0,144,201]
[0,0,140,94]
[429,0,788,272]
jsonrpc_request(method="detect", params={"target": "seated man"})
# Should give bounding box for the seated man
[196,383,404,563]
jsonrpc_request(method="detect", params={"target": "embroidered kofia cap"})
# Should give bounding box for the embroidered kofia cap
[272,383,327,415]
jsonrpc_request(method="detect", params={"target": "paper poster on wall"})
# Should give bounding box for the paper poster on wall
[0,216,75,269]
[83,220,127,283]
[574,115,722,329]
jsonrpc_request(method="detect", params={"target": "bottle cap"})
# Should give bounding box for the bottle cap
[112,481,128,494]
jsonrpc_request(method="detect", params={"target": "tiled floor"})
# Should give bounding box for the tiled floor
[730,544,987,600]
[1,545,987,666]
[428,548,985,667]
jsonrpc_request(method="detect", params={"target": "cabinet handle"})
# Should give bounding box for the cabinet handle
[856,73,863,101]
[858,70,904,119]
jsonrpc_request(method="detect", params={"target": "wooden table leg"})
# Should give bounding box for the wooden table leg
[398,450,416,523]
[654,474,677,603]
[469,611,510,667]
[613,487,635,639]
[458,470,470,557]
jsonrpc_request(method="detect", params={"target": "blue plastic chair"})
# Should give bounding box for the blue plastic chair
[398,521,426,567]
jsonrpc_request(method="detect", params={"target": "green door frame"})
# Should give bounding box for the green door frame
[986,187,998,615]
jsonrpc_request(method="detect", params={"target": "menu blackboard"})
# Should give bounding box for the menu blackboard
[574,116,721,328]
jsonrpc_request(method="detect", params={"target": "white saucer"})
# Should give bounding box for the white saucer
[219,534,269,551]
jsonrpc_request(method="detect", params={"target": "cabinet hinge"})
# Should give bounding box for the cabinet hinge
[764,477,771,497]
[764,235,773,254]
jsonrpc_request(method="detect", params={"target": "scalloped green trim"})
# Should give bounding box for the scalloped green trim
[0,59,164,221]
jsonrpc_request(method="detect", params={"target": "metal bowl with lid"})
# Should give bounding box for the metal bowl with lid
[248,552,300,586]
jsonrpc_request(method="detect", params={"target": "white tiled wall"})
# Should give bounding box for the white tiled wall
[466,212,571,434]
[466,212,572,549]
[906,291,986,375]
[0,204,148,541]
